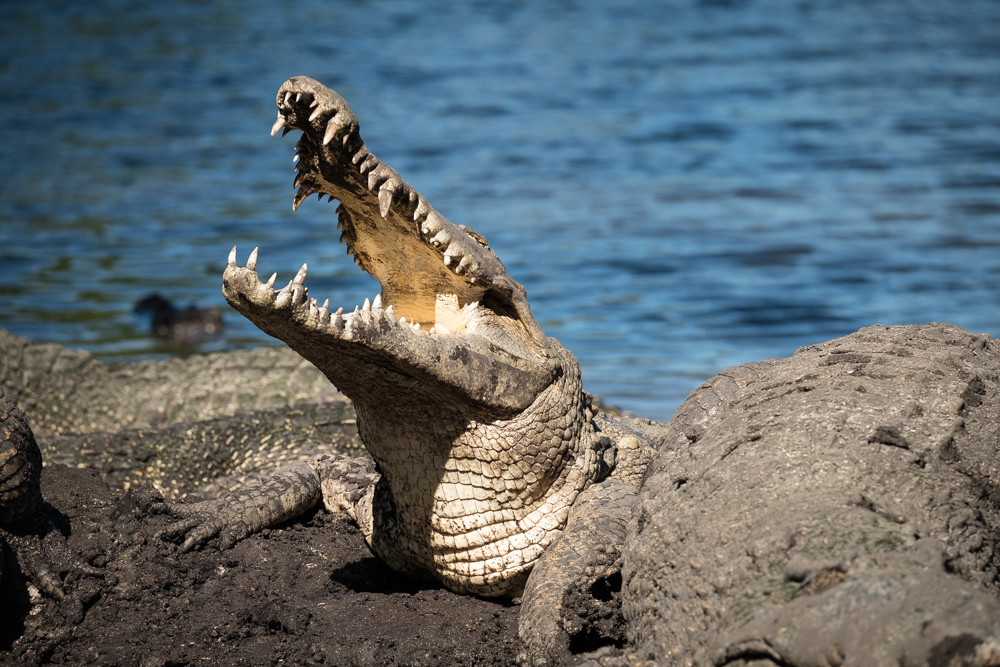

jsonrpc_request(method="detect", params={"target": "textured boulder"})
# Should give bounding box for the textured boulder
[621,322,1000,665]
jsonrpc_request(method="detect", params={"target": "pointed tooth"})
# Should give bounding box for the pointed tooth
[284,91,293,106]
[246,247,258,271]
[414,199,431,223]
[323,120,339,146]
[429,326,437,334]
[322,299,330,309]
[385,305,394,318]
[275,283,293,308]
[443,254,453,267]
[378,188,392,219]
[293,185,315,211]
[308,106,322,122]
[372,294,382,310]
[295,92,302,103]
[359,155,378,174]
[400,316,407,326]
[228,246,237,267]
[352,147,370,165]
[266,273,277,289]
[271,115,286,137]
[310,98,320,108]
[333,307,344,329]
[293,263,308,284]
[362,298,371,312]
[293,153,301,164]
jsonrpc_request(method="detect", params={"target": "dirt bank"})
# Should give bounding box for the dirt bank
[2,464,520,666]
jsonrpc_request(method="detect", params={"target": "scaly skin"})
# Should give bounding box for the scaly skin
[163,76,629,598]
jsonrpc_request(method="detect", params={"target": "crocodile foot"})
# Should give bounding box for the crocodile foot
[154,454,379,552]
[518,480,637,666]
[154,460,322,551]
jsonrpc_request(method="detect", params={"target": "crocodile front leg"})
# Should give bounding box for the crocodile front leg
[156,453,380,552]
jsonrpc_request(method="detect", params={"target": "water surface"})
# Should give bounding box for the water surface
[2,0,999,421]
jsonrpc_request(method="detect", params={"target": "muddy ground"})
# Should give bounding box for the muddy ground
[1,464,521,666]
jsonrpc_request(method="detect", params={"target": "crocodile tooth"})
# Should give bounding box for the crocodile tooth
[292,153,300,163]
[283,91,293,106]
[354,255,362,266]
[362,298,371,312]
[290,283,307,306]
[275,282,293,308]
[266,273,277,289]
[308,106,322,123]
[352,147,370,165]
[293,263,308,284]
[246,247,258,271]
[414,199,431,224]
[295,92,302,103]
[293,185,316,211]
[385,304,394,318]
[443,254,454,267]
[372,294,382,310]
[333,307,344,329]
[271,115,286,137]
[457,255,474,273]
[293,171,307,189]
[367,165,389,192]
[310,98,320,108]
[399,316,407,326]
[316,304,330,326]
[322,299,330,310]
[429,326,437,334]
[323,119,339,146]
[359,155,378,174]
[378,188,393,219]
[227,246,237,267]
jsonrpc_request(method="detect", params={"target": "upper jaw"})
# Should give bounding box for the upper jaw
[269,75,548,350]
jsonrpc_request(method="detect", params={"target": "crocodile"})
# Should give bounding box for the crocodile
[154,79,661,659]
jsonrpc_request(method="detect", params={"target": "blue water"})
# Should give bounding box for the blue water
[2,0,999,421]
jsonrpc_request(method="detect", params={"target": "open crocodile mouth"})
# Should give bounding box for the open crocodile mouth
[221,77,557,401]
[225,75,547,348]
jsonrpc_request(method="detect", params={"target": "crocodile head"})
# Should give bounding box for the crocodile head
[223,76,559,412]
[222,77,607,597]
